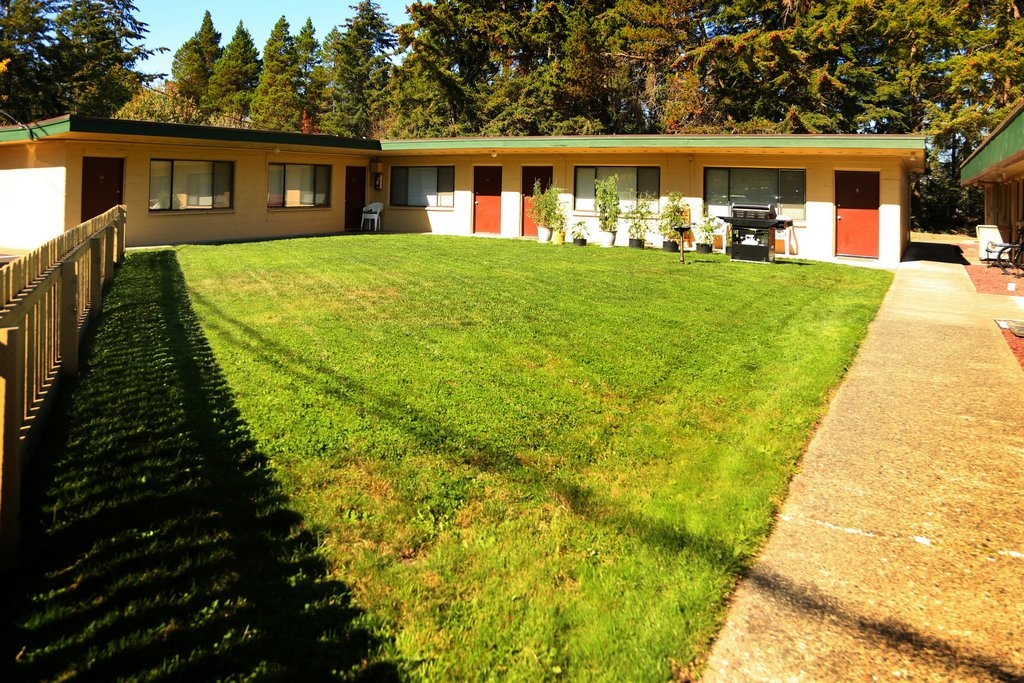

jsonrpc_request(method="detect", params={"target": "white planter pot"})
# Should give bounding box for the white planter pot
[597,230,616,248]
[537,226,553,243]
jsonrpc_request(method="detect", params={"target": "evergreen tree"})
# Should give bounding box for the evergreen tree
[321,1,396,138]
[170,10,221,115]
[294,17,325,132]
[205,20,261,126]
[1,0,55,121]
[250,16,301,131]
[51,0,155,117]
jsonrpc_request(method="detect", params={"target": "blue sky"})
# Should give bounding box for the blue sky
[136,0,411,78]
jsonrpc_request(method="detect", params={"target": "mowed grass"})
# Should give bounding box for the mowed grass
[2,235,892,681]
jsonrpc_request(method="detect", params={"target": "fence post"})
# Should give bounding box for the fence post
[89,235,103,321]
[115,206,126,264]
[103,225,115,287]
[59,261,79,378]
[0,326,25,569]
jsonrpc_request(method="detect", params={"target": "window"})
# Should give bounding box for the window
[149,160,233,210]
[573,166,660,211]
[390,166,455,207]
[704,167,806,220]
[268,163,331,207]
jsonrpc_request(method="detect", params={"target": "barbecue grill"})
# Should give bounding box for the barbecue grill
[719,203,793,263]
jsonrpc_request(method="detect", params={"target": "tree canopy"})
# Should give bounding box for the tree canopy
[5,0,1024,229]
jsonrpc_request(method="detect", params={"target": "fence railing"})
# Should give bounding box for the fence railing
[0,205,125,568]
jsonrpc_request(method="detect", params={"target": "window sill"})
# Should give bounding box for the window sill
[148,208,235,214]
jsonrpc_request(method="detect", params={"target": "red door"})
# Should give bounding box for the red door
[345,166,367,231]
[835,171,880,258]
[521,166,553,237]
[474,167,502,234]
[81,157,124,222]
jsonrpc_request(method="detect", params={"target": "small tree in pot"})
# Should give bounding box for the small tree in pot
[658,192,691,252]
[695,213,718,254]
[626,193,654,248]
[527,180,567,243]
[570,220,588,246]
[595,174,620,247]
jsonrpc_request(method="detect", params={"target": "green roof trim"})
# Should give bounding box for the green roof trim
[1,115,925,157]
[0,114,382,150]
[381,134,927,152]
[960,100,1024,184]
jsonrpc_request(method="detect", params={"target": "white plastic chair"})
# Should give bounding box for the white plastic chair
[361,202,383,231]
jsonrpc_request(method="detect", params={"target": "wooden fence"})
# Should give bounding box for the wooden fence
[0,206,125,569]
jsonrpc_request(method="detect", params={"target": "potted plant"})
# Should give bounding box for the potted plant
[695,213,718,254]
[571,220,588,246]
[626,193,654,249]
[595,174,620,247]
[526,180,566,244]
[658,192,691,253]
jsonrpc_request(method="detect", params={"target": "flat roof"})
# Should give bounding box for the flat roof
[382,134,926,153]
[0,115,926,162]
[960,99,1024,184]
[0,114,381,151]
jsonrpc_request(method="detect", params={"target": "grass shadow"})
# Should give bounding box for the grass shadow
[0,251,396,681]
[184,285,747,574]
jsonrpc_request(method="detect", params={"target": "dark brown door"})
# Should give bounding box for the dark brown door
[835,171,880,258]
[81,157,124,222]
[345,166,367,231]
[521,166,553,237]
[474,166,502,234]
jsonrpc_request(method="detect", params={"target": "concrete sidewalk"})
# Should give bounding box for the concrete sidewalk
[703,252,1024,681]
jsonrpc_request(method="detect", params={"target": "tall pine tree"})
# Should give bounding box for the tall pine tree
[249,16,301,131]
[170,10,221,115]
[294,17,325,132]
[205,20,261,126]
[321,1,395,138]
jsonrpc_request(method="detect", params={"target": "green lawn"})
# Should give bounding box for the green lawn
[2,235,892,681]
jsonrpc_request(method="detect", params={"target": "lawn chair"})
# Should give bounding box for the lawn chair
[361,202,383,231]
[988,229,1024,276]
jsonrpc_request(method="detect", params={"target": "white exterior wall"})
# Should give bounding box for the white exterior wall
[0,143,68,253]
[0,167,66,251]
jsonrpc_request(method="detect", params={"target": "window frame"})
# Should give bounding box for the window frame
[149,159,234,211]
[703,167,806,220]
[573,166,661,212]
[390,165,455,208]
[267,163,332,208]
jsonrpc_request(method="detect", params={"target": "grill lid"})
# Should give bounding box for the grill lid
[730,203,776,220]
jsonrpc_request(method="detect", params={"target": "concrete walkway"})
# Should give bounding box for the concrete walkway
[703,248,1024,681]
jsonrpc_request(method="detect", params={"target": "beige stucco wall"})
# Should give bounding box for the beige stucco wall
[0,132,915,266]
[58,140,373,247]
[0,142,68,252]
[379,151,912,266]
